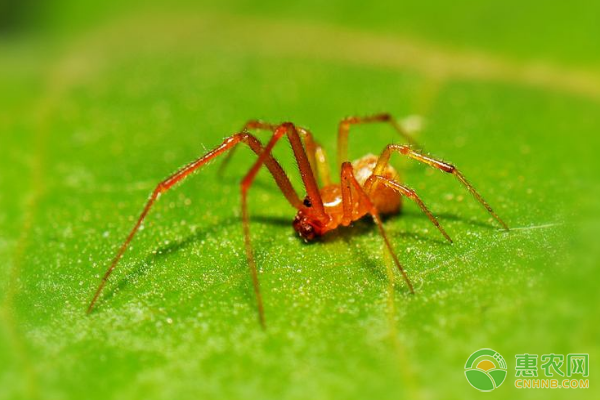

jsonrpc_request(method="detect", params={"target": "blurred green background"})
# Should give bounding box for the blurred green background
[1,1,599,399]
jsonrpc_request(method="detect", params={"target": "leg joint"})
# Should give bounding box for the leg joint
[385,143,410,154]
[439,163,456,173]
[240,178,251,195]
[279,122,295,131]
[155,182,168,194]
[377,113,392,121]
[340,116,358,125]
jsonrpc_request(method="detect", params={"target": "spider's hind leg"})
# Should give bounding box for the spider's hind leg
[364,175,453,243]
[372,144,509,230]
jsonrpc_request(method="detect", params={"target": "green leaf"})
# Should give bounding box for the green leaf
[1,2,599,400]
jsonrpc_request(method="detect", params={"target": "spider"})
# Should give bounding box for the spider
[87,113,508,327]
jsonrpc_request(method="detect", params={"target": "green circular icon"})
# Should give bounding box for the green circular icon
[464,348,507,392]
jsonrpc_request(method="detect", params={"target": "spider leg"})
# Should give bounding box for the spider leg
[237,123,330,327]
[364,175,453,243]
[372,144,509,230]
[297,126,332,186]
[241,122,327,219]
[340,162,415,293]
[220,120,332,186]
[87,132,302,321]
[337,113,419,168]
[217,120,276,177]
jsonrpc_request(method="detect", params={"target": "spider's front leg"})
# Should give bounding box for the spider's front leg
[339,162,414,293]
[87,132,302,325]
[220,120,333,186]
[237,122,330,327]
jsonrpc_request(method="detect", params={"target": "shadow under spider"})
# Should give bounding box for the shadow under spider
[433,211,497,230]
[100,216,240,304]
[99,207,491,304]
[318,219,428,293]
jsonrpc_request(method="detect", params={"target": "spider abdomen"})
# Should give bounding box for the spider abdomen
[352,154,402,215]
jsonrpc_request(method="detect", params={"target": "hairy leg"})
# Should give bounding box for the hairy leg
[240,122,327,219]
[221,120,332,186]
[372,144,509,230]
[87,132,301,319]
[364,175,452,243]
[238,122,330,326]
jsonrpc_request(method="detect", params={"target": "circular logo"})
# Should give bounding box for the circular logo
[464,348,507,391]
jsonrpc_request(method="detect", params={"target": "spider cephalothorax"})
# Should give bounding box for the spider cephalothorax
[292,211,322,241]
[88,113,508,328]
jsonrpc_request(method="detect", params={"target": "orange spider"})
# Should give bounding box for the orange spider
[87,113,508,327]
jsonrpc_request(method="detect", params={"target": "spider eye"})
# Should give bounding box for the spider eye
[292,213,318,241]
[301,223,315,241]
[303,197,312,207]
